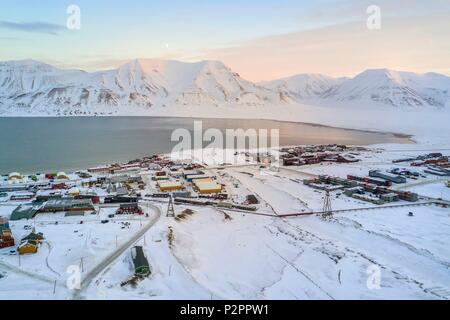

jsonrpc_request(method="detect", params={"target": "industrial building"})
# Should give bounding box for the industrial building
[104,196,138,204]
[344,187,365,197]
[347,175,392,187]
[10,204,40,221]
[40,199,95,213]
[352,194,385,205]
[183,170,204,179]
[9,192,34,201]
[380,193,400,202]
[194,180,222,194]
[369,170,406,184]
[0,185,29,193]
[186,174,212,183]
[157,180,184,191]
[172,191,191,198]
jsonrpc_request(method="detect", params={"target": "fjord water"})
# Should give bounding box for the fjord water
[0,117,410,174]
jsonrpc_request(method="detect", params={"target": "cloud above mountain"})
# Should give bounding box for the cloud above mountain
[0,20,65,35]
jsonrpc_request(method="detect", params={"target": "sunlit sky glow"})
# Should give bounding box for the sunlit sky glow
[1,0,450,81]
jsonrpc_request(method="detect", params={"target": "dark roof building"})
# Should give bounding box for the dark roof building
[22,230,44,242]
[131,246,150,277]
[41,199,95,213]
[10,204,40,221]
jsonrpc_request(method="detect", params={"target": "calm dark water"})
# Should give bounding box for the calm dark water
[0,117,410,174]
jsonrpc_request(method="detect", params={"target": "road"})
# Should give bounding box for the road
[392,177,448,190]
[73,202,161,299]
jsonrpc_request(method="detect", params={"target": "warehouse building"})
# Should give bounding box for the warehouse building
[194,180,222,194]
[0,185,29,193]
[369,170,406,184]
[41,199,95,213]
[186,174,213,183]
[352,193,384,205]
[158,180,184,191]
[10,204,41,221]
[380,193,400,202]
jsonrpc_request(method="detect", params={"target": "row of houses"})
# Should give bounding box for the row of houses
[0,218,43,254]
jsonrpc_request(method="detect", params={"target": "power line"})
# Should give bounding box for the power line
[166,195,175,217]
[374,148,450,153]
[322,191,332,218]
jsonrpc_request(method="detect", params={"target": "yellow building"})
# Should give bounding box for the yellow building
[158,180,184,191]
[17,240,39,255]
[56,172,70,180]
[8,172,23,184]
[195,181,222,194]
[67,187,81,196]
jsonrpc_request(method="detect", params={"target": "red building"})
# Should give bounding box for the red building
[0,218,15,249]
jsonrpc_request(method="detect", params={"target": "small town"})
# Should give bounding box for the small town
[0,143,449,299]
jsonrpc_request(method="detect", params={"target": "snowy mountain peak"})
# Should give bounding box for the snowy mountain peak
[261,73,345,100]
[323,69,450,108]
[0,58,283,114]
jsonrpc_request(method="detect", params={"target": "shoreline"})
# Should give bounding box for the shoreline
[0,115,414,141]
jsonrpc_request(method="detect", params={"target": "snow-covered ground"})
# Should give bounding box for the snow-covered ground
[0,206,157,300]
[88,199,449,299]
[69,143,450,300]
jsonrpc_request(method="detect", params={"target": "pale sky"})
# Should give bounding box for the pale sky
[1,0,449,81]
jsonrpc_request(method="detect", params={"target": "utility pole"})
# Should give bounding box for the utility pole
[80,257,84,273]
[322,190,333,218]
[166,195,175,217]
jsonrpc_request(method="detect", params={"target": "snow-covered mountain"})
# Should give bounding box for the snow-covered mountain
[0,59,282,114]
[1,59,449,116]
[262,69,450,108]
[322,69,450,108]
[260,74,345,101]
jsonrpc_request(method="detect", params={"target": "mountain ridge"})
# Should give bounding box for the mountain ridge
[0,59,449,116]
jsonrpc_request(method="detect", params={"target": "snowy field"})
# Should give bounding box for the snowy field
[88,203,449,300]
[79,144,450,300]
[0,206,157,300]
